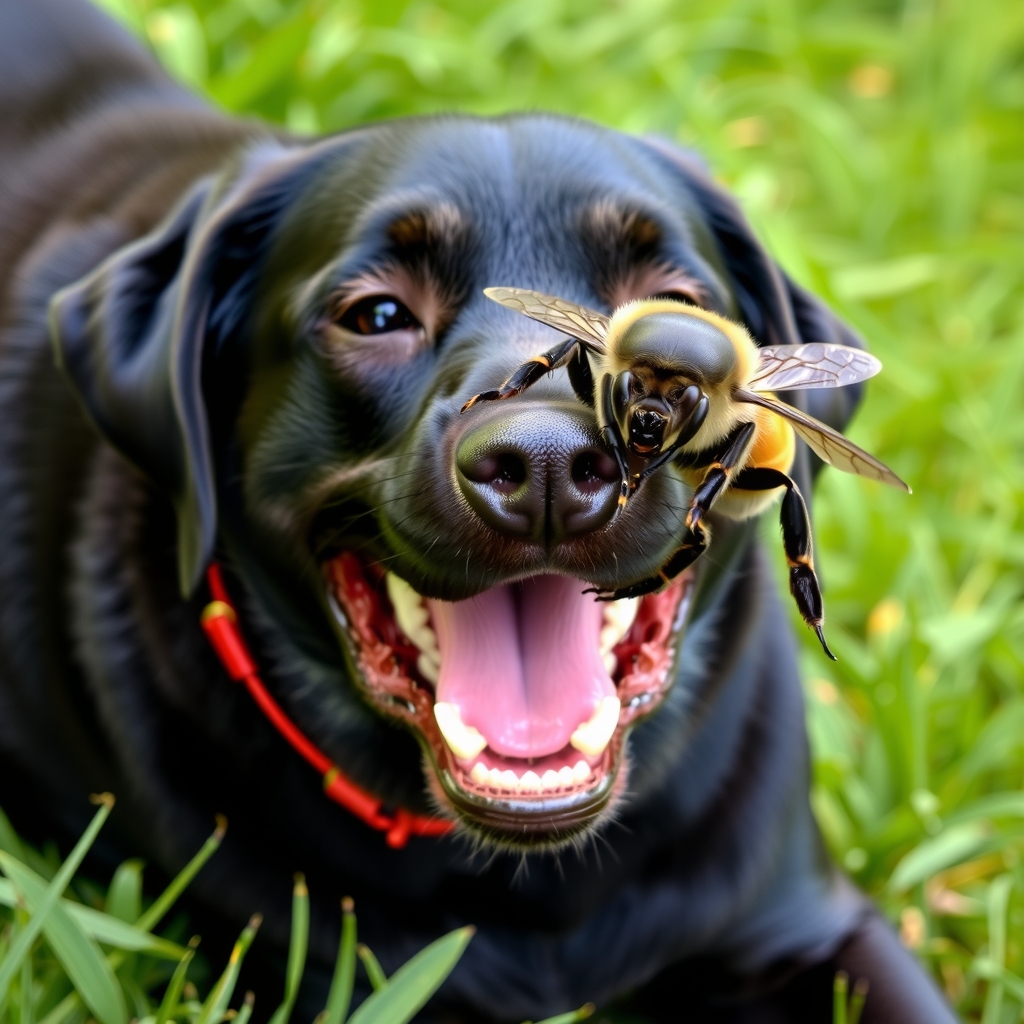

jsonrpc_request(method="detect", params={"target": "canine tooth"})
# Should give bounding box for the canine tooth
[416,652,440,685]
[572,760,591,782]
[470,762,490,785]
[541,770,560,789]
[386,573,440,659]
[558,766,575,786]
[433,702,487,759]
[500,770,519,789]
[599,597,640,668]
[519,770,542,790]
[569,696,621,757]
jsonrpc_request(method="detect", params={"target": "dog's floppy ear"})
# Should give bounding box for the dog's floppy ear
[50,142,303,595]
[637,136,867,436]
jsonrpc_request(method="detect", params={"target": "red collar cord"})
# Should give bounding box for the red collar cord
[201,563,454,849]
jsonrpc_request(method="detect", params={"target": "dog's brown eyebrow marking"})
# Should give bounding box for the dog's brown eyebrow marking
[580,199,664,262]
[385,202,472,259]
[579,199,711,307]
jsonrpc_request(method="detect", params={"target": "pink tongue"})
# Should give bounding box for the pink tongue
[427,576,615,758]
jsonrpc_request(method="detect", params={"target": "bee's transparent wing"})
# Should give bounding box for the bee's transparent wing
[748,343,881,392]
[735,388,910,492]
[484,287,609,353]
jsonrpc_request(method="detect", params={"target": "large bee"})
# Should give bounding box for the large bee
[462,287,910,659]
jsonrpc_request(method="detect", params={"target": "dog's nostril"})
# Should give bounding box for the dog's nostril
[464,452,527,493]
[571,451,620,494]
[491,454,527,493]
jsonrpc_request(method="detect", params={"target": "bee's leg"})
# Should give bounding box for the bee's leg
[682,421,757,541]
[461,338,581,412]
[566,345,595,406]
[733,466,835,661]
[585,540,706,601]
[585,422,755,602]
[598,372,632,512]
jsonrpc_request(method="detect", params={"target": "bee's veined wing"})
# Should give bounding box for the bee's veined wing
[748,343,882,392]
[484,287,609,353]
[735,388,910,492]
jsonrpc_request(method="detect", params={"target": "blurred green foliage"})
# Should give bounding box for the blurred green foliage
[74,0,1024,1017]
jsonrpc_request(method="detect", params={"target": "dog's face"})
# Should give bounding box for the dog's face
[51,115,863,846]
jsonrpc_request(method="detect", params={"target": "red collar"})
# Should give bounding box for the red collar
[201,563,454,848]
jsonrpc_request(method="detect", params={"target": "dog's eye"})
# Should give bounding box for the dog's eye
[339,296,420,335]
[652,289,703,306]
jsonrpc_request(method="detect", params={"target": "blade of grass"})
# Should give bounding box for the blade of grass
[981,874,1013,1024]
[357,944,388,993]
[235,991,256,1024]
[323,897,357,1024]
[528,1004,595,1024]
[848,978,868,1024]
[833,970,848,1024]
[18,908,32,1024]
[195,913,262,1024]
[0,794,114,1008]
[0,879,186,958]
[36,990,78,1024]
[34,820,225,1024]
[0,808,27,864]
[154,938,198,1024]
[268,874,309,1024]
[347,927,474,1024]
[973,958,1024,1004]
[105,860,143,924]
[0,853,127,1024]
[135,815,226,932]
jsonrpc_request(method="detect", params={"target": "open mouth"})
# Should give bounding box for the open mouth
[324,553,693,841]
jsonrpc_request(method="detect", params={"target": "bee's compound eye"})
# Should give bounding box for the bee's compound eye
[618,313,736,386]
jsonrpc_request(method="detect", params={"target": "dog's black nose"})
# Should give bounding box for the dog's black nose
[456,404,620,545]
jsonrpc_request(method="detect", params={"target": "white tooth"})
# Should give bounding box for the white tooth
[558,766,575,786]
[573,760,592,782]
[569,696,621,757]
[519,770,542,790]
[387,573,441,660]
[488,768,504,787]
[470,762,490,785]
[541,770,560,789]
[500,770,519,789]
[416,652,440,685]
[602,651,617,675]
[433,702,487,759]
[599,597,640,667]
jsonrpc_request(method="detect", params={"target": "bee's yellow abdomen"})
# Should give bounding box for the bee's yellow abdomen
[747,407,795,474]
[709,409,795,521]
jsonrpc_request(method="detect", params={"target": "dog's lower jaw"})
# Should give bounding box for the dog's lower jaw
[325,551,693,846]
[424,746,633,851]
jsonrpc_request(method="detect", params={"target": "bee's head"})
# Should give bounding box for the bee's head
[614,367,709,458]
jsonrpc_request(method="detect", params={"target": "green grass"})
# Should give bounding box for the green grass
[0,801,589,1024]
[9,0,1024,1018]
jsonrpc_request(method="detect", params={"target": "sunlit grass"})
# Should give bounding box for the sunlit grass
[22,0,1024,1018]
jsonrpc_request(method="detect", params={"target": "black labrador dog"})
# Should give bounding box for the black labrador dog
[0,1,956,1021]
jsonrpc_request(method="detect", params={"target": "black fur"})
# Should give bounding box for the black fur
[0,2,956,1021]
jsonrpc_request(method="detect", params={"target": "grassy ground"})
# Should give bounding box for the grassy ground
[5,0,1024,1019]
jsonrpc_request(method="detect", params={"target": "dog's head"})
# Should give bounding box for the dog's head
[50,115,864,847]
